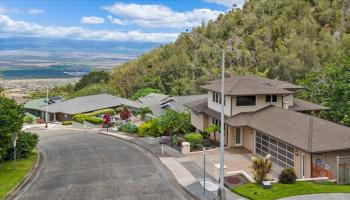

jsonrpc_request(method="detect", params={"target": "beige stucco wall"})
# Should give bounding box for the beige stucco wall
[190,111,208,131]
[312,150,350,179]
[227,126,254,152]
[207,91,231,116]
[294,149,312,178]
[284,94,294,107]
[231,95,283,116]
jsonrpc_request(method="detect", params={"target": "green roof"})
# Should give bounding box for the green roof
[24,98,47,110]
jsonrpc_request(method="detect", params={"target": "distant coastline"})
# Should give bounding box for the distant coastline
[1,68,90,80]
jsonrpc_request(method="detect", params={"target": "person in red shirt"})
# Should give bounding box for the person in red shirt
[103,113,111,130]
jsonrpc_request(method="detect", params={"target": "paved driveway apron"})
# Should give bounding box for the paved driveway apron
[14,130,190,200]
[280,193,350,200]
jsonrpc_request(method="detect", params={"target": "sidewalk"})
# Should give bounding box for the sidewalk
[100,131,246,200]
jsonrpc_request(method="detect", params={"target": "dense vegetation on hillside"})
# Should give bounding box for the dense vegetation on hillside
[298,56,350,126]
[111,0,350,97]
[29,0,350,126]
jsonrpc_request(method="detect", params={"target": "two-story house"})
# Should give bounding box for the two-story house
[184,76,350,179]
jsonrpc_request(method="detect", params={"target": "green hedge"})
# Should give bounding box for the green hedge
[72,114,85,123]
[23,115,34,124]
[62,121,73,125]
[184,133,203,149]
[87,109,116,116]
[84,116,103,125]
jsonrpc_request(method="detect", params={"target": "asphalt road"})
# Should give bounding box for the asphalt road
[14,129,191,200]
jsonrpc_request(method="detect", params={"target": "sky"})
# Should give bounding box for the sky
[0,0,245,43]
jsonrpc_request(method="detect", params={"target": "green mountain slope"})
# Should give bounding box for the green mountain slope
[112,0,350,97]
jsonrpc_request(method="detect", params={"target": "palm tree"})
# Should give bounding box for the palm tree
[204,124,219,142]
[137,107,153,120]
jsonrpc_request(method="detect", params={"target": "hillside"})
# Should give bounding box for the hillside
[111,0,350,97]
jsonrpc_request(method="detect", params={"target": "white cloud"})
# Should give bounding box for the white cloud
[27,8,45,15]
[203,0,245,8]
[102,2,223,28]
[107,15,126,25]
[81,16,105,24]
[0,14,177,43]
[0,4,45,15]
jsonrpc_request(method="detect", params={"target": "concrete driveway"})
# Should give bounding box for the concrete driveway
[186,147,282,180]
[12,129,191,200]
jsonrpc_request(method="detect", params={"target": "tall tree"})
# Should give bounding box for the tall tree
[0,96,25,161]
[297,55,350,126]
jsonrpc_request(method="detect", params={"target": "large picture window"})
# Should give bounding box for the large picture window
[255,131,295,168]
[236,96,256,106]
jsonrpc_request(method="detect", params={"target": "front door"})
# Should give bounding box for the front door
[235,128,243,146]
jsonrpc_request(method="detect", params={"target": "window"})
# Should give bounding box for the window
[212,118,221,126]
[236,96,256,106]
[255,131,295,168]
[266,95,278,103]
[212,92,225,105]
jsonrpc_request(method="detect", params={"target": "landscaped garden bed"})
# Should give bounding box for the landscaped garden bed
[232,181,350,200]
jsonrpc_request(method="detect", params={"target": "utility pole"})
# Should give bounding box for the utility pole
[13,132,17,170]
[183,30,226,199]
[45,87,48,128]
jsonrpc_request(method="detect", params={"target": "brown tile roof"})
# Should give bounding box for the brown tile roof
[183,98,230,120]
[290,98,329,111]
[201,76,296,95]
[185,99,350,153]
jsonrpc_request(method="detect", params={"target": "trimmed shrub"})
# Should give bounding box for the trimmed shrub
[184,133,203,149]
[279,168,297,184]
[5,131,38,160]
[62,121,73,125]
[87,109,116,116]
[72,114,85,123]
[137,119,162,137]
[251,155,272,184]
[23,115,34,124]
[119,123,138,134]
[84,116,103,125]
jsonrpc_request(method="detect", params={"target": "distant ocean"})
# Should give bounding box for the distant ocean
[2,68,90,80]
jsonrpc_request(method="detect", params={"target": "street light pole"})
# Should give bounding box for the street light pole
[183,30,226,199]
[219,49,226,199]
[45,87,48,128]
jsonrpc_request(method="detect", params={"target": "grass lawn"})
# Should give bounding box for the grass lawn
[232,181,350,200]
[0,152,38,199]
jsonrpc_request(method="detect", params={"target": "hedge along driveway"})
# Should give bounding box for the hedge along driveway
[0,152,38,199]
[232,182,350,200]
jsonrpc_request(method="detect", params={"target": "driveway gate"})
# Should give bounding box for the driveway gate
[337,156,350,184]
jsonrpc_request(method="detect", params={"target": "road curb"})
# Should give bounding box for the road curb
[99,131,205,200]
[5,149,43,200]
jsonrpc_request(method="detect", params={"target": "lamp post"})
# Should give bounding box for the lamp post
[183,30,226,199]
[45,86,48,128]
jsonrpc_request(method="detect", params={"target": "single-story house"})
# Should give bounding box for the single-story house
[24,96,64,118]
[184,75,349,179]
[27,94,142,121]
